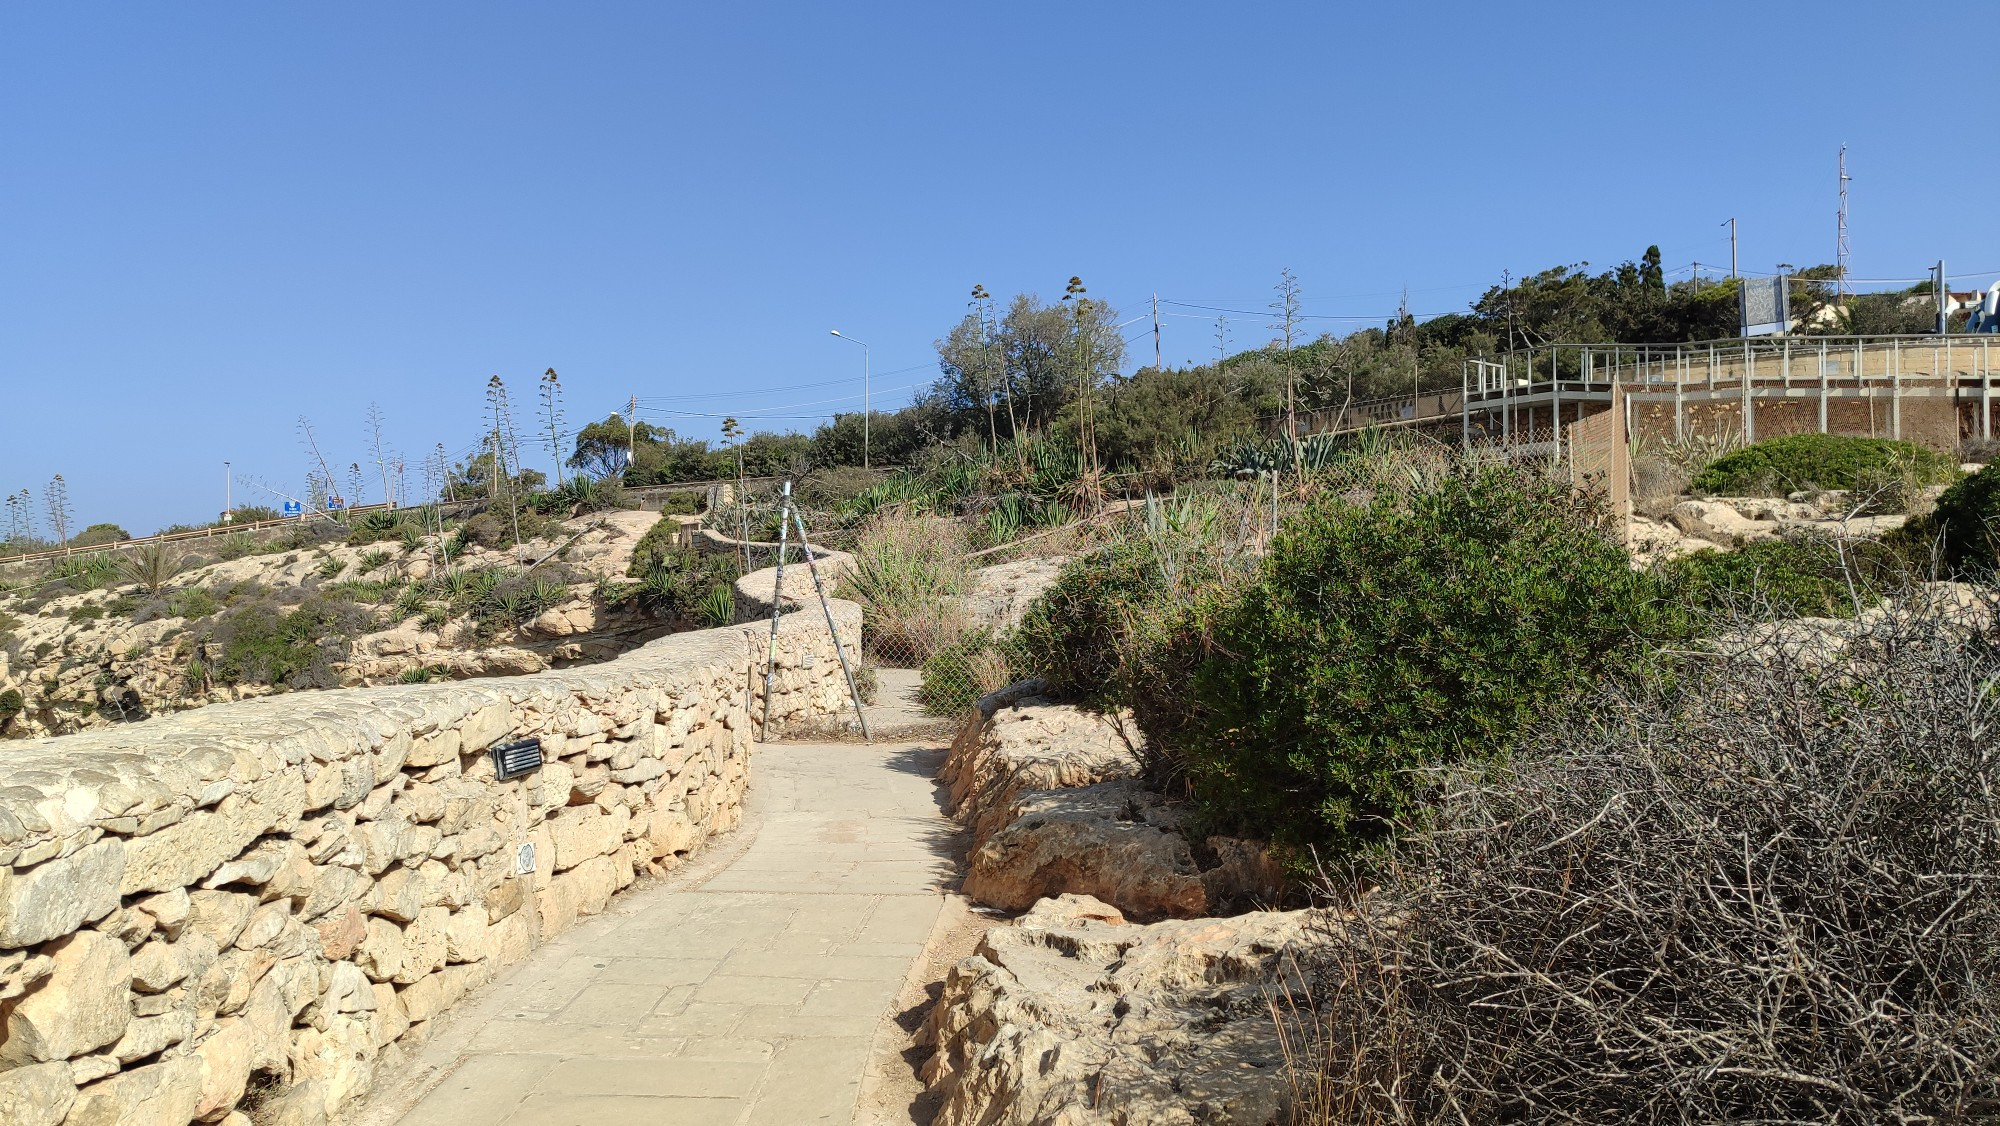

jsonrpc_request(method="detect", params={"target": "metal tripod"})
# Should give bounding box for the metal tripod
[758,481,872,742]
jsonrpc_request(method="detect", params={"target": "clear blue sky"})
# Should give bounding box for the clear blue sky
[3,3,1991,534]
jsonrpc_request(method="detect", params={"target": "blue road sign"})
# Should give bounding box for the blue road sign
[282,501,303,517]
[327,496,345,511]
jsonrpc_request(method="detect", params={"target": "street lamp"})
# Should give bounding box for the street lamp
[829,330,870,469]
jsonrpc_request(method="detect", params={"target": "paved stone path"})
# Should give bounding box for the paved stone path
[375,740,958,1126]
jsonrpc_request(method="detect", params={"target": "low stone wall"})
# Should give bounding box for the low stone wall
[0,602,859,1126]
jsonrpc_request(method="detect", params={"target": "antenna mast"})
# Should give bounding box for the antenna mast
[1836,144,1852,301]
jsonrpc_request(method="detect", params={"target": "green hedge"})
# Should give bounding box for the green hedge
[1690,434,1951,495]
[1662,534,1879,618]
[1184,467,1685,857]
[1889,463,2000,575]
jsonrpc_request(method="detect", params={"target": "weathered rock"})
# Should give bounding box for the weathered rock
[942,697,1146,847]
[962,556,1066,630]
[0,930,131,1065]
[61,1054,203,1126]
[921,895,1314,1126]
[192,1018,254,1123]
[963,780,1208,921]
[0,1060,77,1126]
[1669,498,1780,544]
[0,838,124,948]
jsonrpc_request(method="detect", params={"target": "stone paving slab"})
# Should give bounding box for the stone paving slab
[372,741,957,1126]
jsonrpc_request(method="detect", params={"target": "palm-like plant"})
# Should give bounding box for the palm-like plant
[117,544,185,594]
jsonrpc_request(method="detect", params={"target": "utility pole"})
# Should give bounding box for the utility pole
[1937,260,1949,335]
[625,395,637,472]
[223,462,231,522]
[1152,293,1162,369]
[1724,217,1737,278]
[1837,145,1852,302]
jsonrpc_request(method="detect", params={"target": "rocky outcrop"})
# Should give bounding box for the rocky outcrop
[920,894,1314,1126]
[730,548,855,622]
[0,511,682,740]
[962,557,1066,631]
[0,600,858,1125]
[943,691,1286,921]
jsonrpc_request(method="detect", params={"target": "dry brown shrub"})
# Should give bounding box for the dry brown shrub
[1284,592,2000,1124]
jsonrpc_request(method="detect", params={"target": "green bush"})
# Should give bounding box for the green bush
[1185,466,1685,858]
[628,513,694,577]
[1890,462,2000,575]
[195,594,376,689]
[0,688,21,726]
[1663,534,1886,618]
[70,523,132,548]
[1690,433,1951,495]
[654,490,701,516]
[167,587,219,621]
[67,604,105,624]
[1012,540,1160,702]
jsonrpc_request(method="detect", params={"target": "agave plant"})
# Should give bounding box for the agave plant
[117,542,186,595]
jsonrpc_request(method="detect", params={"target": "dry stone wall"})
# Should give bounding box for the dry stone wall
[0,601,859,1126]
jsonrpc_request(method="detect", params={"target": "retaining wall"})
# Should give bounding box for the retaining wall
[0,601,860,1126]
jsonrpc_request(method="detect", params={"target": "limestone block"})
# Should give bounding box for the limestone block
[405,728,460,770]
[482,876,527,924]
[315,905,368,961]
[288,1014,375,1115]
[372,730,412,779]
[355,918,405,983]
[536,854,616,936]
[369,982,408,1047]
[392,907,448,984]
[0,1060,76,1126]
[398,824,442,864]
[68,1054,118,1085]
[400,782,446,824]
[650,808,697,860]
[185,890,257,949]
[569,763,610,802]
[487,911,532,967]
[128,940,187,994]
[121,774,304,895]
[368,867,423,925]
[354,777,406,823]
[200,838,290,890]
[192,1018,254,1123]
[242,974,291,1073]
[234,900,290,950]
[442,908,487,964]
[214,949,277,1016]
[548,806,618,871]
[355,813,411,875]
[458,704,512,755]
[60,1054,203,1126]
[299,865,366,923]
[395,963,478,1024]
[0,838,124,947]
[131,888,190,940]
[110,1008,193,1063]
[0,931,130,1065]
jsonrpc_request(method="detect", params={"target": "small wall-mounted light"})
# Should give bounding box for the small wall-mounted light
[491,737,544,781]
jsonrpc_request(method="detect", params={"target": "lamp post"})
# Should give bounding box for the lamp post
[829,330,870,469]
[223,462,231,523]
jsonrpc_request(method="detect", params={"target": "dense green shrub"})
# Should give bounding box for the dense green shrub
[70,523,132,548]
[653,490,701,516]
[1662,533,1886,618]
[1186,467,1684,857]
[627,514,693,578]
[1690,433,1951,495]
[1889,462,2000,575]
[0,688,21,726]
[195,594,376,688]
[1011,540,1160,702]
